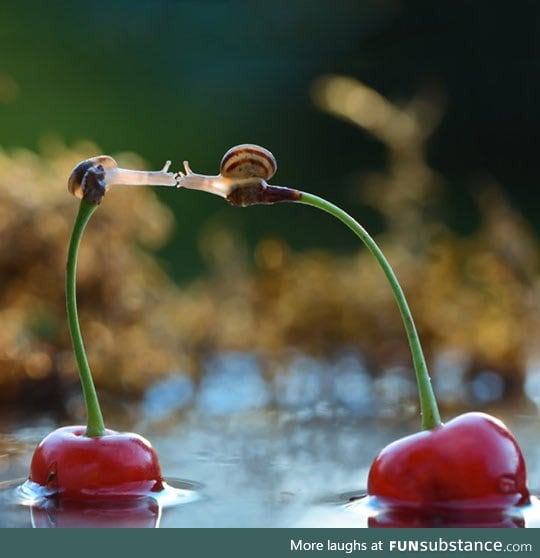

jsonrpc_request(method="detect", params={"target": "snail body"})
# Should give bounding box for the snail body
[177,144,299,205]
[68,156,176,205]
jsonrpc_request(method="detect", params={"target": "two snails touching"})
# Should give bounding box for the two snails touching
[177,144,299,206]
[68,144,300,206]
[176,144,276,198]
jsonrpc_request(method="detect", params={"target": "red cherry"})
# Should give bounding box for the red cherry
[367,412,529,509]
[29,426,164,500]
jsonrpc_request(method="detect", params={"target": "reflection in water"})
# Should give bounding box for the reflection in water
[296,492,537,528]
[367,506,525,528]
[0,478,201,528]
[2,408,540,527]
[341,494,532,528]
[30,497,161,528]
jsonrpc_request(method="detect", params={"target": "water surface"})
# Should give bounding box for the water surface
[1,403,539,527]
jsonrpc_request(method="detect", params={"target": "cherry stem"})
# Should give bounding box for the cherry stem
[297,191,441,430]
[66,199,106,437]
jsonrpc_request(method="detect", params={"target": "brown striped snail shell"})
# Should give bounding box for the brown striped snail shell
[220,144,277,181]
[177,144,298,205]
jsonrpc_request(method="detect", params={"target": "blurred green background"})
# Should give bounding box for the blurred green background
[2,0,537,280]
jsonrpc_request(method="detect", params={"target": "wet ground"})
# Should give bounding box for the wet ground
[1,400,540,528]
[2,352,540,527]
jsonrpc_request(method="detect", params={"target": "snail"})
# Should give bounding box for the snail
[68,156,177,204]
[176,144,301,206]
[220,144,277,181]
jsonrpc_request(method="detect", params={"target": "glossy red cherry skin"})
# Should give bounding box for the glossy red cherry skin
[367,412,529,510]
[29,426,164,500]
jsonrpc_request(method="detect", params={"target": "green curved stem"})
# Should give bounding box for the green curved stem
[66,199,106,437]
[297,191,441,430]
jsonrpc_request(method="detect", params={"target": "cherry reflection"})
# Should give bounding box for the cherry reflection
[30,497,161,528]
[368,506,524,528]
